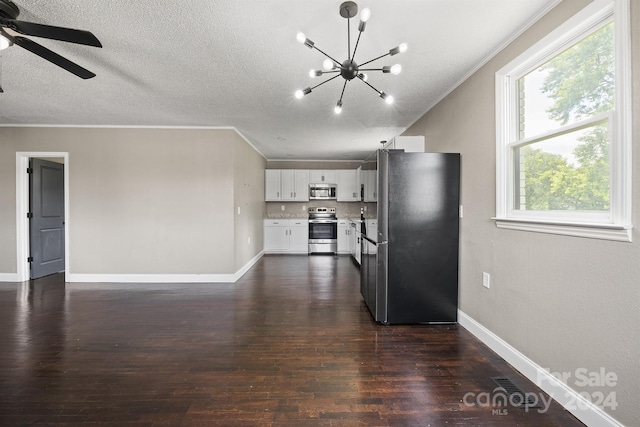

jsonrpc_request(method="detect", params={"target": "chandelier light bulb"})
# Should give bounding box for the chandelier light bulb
[334,101,343,114]
[322,59,335,71]
[360,8,371,22]
[390,64,402,75]
[357,73,368,82]
[380,92,394,104]
[310,69,323,78]
[389,43,408,56]
[296,32,306,44]
[295,87,312,99]
[358,8,370,31]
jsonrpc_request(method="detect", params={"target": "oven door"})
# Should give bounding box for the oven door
[308,219,337,253]
[308,220,338,241]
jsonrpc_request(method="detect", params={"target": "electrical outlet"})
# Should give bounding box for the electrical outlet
[302,205,306,211]
[482,272,490,289]
[237,206,241,215]
[281,205,285,211]
[459,205,463,218]
[248,236,251,245]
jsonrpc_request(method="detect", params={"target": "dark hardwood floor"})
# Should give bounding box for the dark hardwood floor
[0,255,583,426]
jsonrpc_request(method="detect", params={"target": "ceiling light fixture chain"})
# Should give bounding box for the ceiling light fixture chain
[295,1,407,114]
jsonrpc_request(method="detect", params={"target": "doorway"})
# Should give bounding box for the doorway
[15,152,70,282]
[29,158,65,279]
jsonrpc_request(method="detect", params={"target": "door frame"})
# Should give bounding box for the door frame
[15,152,70,282]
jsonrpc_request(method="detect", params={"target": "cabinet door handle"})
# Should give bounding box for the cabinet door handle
[277,191,280,197]
[294,192,296,198]
[291,192,293,198]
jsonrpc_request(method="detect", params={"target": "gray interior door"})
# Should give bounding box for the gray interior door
[29,158,65,279]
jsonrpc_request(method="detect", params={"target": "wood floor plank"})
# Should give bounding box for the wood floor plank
[0,255,583,426]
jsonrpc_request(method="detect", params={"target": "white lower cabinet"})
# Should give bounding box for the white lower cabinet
[264,219,308,253]
[289,220,309,252]
[337,220,351,254]
[348,220,362,264]
[354,230,362,265]
[263,220,289,252]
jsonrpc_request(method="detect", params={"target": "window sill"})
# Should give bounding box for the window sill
[493,218,632,242]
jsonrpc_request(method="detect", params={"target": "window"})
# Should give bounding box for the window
[495,0,631,241]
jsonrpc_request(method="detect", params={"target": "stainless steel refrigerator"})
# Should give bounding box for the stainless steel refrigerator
[360,150,460,324]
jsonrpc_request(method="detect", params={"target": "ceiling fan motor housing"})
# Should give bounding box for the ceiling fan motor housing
[0,0,20,20]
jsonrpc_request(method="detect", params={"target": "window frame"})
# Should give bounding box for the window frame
[494,0,632,242]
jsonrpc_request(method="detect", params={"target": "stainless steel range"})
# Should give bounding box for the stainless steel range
[308,207,337,254]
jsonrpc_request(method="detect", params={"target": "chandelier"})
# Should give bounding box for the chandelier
[295,1,407,114]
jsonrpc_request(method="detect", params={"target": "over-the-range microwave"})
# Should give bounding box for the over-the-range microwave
[309,183,337,200]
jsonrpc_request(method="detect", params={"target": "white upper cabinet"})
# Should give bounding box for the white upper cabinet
[336,169,360,201]
[265,170,282,201]
[265,170,309,201]
[281,170,296,201]
[293,170,309,201]
[309,170,337,184]
[362,170,377,202]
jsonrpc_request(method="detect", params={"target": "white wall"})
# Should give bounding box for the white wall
[0,127,265,279]
[404,0,640,425]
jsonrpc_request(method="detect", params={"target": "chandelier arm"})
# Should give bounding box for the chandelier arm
[311,45,342,68]
[358,68,384,72]
[310,73,341,91]
[359,52,390,68]
[338,79,348,103]
[351,29,363,61]
[358,77,383,96]
[347,17,351,61]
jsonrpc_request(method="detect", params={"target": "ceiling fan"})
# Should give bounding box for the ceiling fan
[0,0,102,92]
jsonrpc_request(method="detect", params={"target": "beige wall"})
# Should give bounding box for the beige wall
[233,133,267,270]
[404,0,639,425]
[0,127,265,276]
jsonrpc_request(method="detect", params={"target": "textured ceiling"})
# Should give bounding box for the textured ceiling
[0,0,557,160]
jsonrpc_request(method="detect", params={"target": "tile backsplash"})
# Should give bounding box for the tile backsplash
[266,201,361,219]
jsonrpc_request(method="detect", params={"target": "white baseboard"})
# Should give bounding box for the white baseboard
[0,273,20,282]
[66,251,264,284]
[231,251,264,281]
[458,310,624,427]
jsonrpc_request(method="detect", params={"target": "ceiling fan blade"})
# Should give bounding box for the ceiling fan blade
[1,18,102,47]
[12,35,96,79]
